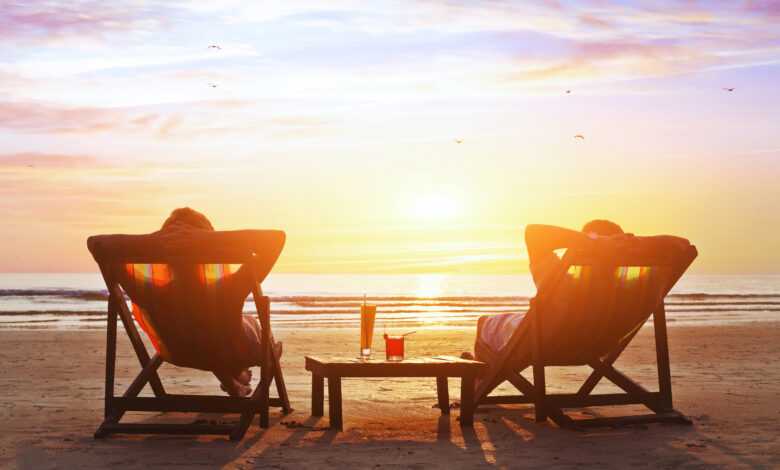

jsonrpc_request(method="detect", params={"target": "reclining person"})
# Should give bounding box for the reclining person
[463,220,689,362]
[118,207,281,397]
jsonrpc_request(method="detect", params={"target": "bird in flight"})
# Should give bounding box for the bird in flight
[207,83,218,88]
[454,139,463,144]
[723,87,735,92]
[566,89,571,94]
[574,135,585,140]
[207,45,221,50]
[27,164,36,169]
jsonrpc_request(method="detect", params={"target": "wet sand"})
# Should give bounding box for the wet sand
[0,322,778,469]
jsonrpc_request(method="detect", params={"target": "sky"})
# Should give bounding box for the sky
[1,0,779,274]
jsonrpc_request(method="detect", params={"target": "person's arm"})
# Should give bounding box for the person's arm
[524,224,592,264]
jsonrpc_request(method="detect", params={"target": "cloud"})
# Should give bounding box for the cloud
[0,152,100,168]
[0,100,160,135]
[501,32,774,84]
[742,1,780,17]
[577,13,616,31]
[0,152,238,233]
[0,99,339,141]
[386,1,780,83]
[0,0,176,45]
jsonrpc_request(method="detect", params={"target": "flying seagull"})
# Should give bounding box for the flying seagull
[454,139,463,144]
[723,87,735,92]
[207,45,221,50]
[574,135,585,140]
[27,164,36,169]
[207,83,218,88]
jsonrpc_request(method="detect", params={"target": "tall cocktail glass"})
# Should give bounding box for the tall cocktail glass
[360,304,376,359]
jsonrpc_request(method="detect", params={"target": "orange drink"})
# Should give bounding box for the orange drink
[360,304,376,358]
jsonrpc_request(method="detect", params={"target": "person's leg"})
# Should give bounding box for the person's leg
[233,368,252,385]
[460,315,487,361]
[474,315,487,361]
[214,369,252,397]
[241,314,283,364]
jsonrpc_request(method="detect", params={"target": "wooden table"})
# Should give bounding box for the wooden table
[304,356,486,429]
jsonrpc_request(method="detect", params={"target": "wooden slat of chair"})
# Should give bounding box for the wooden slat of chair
[246,250,292,415]
[109,283,166,397]
[577,326,640,396]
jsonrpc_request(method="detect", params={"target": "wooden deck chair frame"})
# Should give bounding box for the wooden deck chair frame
[89,233,292,440]
[474,245,698,429]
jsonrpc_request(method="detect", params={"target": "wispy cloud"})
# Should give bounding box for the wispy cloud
[0,99,339,141]
[0,152,99,168]
[0,1,177,45]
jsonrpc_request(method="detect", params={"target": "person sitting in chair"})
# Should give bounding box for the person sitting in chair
[152,207,280,397]
[463,220,626,361]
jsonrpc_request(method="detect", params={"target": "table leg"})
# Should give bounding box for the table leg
[460,375,475,426]
[436,376,449,415]
[327,376,343,429]
[312,373,324,417]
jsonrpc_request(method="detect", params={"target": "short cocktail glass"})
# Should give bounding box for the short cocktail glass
[360,304,376,359]
[384,334,404,361]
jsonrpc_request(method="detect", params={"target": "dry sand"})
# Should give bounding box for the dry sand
[0,322,778,469]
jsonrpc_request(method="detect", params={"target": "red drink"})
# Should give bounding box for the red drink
[384,334,404,361]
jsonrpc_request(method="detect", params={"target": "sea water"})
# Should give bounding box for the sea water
[0,273,777,329]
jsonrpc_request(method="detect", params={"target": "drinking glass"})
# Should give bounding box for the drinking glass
[360,304,376,358]
[384,334,404,361]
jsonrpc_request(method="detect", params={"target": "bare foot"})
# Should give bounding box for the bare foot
[219,379,252,397]
[237,368,252,385]
[236,382,251,397]
[215,369,252,397]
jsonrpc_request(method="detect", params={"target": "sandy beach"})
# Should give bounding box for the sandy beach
[0,321,778,469]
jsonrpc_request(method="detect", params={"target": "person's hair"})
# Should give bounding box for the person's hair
[582,219,623,236]
[161,207,214,231]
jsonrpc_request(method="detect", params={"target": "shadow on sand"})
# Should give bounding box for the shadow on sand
[11,406,768,469]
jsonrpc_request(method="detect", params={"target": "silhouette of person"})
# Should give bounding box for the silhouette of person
[153,207,279,397]
[464,220,625,361]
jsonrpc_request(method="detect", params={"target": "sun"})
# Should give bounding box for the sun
[410,193,459,221]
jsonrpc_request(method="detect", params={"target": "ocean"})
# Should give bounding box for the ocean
[0,273,778,330]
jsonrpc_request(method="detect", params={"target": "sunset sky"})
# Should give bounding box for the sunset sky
[1,1,779,274]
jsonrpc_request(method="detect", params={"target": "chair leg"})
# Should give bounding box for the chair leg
[259,364,270,428]
[533,364,547,423]
[271,351,292,414]
[234,411,255,441]
[529,309,547,423]
[653,305,674,408]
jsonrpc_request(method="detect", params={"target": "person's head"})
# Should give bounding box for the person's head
[161,207,214,231]
[582,219,623,236]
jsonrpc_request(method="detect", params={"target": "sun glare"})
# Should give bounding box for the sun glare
[410,194,459,221]
[415,274,445,298]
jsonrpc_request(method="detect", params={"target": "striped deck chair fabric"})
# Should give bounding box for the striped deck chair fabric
[116,262,253,372]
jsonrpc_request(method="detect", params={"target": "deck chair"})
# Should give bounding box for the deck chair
[474,237,697,429]
[88,229,292,440]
